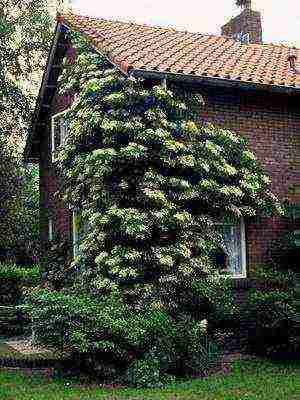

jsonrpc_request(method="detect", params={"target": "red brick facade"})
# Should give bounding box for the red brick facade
[200,86,299,272]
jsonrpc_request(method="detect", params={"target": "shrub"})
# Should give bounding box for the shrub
[266,201,299,272]
[0,263,41,285]
[244,264,297,360]
[267,231,299,272]
[40,235,72,289]
[21,288,221,384]
[121,353,176,388]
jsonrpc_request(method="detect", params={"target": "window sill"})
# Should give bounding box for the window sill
[230,277,252,289]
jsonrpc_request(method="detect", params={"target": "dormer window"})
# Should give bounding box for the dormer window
[51,109,69,162]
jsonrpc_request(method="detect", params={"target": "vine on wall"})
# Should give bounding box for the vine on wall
[24,32,285,384]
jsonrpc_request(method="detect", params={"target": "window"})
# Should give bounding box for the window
[48,218,53,241]
[212,219,246,278]
[72,210,81,258]
[51,110,69,162]
[72,210,90,258]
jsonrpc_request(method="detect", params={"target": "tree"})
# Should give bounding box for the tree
[56,43,282,302]
[17,163,40,264]
[0,0,70,139]
[0,0,67,263]
[0,135,23,258]
[0,134,39,263]
[0,0,54,138]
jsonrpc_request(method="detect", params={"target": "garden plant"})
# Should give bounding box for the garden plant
[22,32,284,387]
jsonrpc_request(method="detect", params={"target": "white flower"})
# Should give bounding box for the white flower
[199,319,208,332]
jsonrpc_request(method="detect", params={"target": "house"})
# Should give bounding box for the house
[24,4,300,288]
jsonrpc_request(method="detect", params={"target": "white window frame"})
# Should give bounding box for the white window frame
[51,109,70,163]
[72,208,92,259]
[214,218,247,279]
[239,218,247,278]
[48,217,53,241]
[72,210,80,258]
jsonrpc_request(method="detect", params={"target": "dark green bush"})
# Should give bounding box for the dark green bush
[21,288,221,385]
[40,235,72,289]
[244,264,297,360]
[267,232,300,272]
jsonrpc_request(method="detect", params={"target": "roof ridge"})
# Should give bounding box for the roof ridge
[65,12,220,39]
[64,11,299,51]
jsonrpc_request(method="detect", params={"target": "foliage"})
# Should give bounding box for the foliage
[243,263,297,360]
[30,32,283,384]
[40,235,72,289]
[0,135,39,264]
[0,135,24,253]
[57,44,282,302]
[17,163,40,264]
[266,231,300,272]
[0,263,41,285]
[122,354,175,388]
[21,288,221,384]
[0,0,55,138]
[0,0,63,263]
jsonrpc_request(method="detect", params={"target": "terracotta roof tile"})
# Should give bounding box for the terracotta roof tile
[63,12,300,89]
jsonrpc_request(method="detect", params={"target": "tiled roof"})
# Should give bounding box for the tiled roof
[62,13,300,89]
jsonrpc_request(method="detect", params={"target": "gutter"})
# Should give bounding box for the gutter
[129,68,300,94]
[24,21,66,162]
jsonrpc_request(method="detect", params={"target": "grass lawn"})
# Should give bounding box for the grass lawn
[0,358,299,400]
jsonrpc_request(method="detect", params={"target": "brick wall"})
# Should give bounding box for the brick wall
[199,85,300,272]
[39,47,77,253]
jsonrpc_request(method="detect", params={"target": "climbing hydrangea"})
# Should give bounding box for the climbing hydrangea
[25,32,285,385]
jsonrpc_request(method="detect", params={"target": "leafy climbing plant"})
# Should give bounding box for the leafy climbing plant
[26,32,284,385]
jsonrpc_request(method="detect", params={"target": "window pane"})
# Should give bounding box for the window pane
[72,210,90,258]
[60,120,68,145]
[216,223,242,276]
[48,218,53,241]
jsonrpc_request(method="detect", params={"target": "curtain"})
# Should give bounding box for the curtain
[218,224,242,276]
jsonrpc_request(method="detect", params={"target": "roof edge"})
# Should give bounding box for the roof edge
[130,68,300,94]
[24,22,65,162]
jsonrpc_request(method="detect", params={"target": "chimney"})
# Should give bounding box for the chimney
[221,1,263,44]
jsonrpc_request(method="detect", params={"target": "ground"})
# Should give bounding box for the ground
[0,358,299,400]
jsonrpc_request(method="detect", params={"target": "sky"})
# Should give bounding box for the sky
[71,0,299,47]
